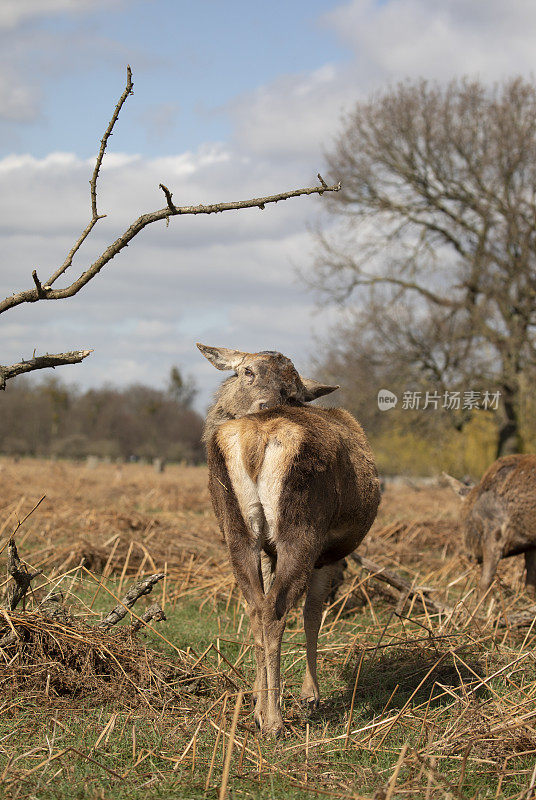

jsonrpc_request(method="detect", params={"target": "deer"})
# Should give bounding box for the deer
[197,343,380,736]
[444,454,536,598]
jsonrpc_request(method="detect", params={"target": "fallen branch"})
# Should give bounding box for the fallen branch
[98,573,165,631]
[131,602,166,632]
[349,552,452,616]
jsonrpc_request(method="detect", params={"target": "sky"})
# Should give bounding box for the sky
[2,0,536,410]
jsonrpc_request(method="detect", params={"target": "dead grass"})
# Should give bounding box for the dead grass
[0,456,536,799]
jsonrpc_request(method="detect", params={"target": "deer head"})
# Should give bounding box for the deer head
[197,343,339,418]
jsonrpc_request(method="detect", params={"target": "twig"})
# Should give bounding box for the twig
[159,183,176,212]
[0,63,340,388]
[31,270,48,298]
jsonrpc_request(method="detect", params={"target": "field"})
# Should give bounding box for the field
[0,457,536,799]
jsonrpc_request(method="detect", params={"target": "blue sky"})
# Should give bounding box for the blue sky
[2,0,536,409]
[2,1,348,157]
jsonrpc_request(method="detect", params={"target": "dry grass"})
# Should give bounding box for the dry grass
[0,456,535,799]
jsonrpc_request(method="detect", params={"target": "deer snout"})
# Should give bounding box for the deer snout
[253,398,280,412]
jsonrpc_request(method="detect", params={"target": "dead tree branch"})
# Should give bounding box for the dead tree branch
[349,552,453,616]
[131,602,166,632]
[0,350,92,390]
[98,573,165,631]
[0,180,340,317]
[1,65,340,387]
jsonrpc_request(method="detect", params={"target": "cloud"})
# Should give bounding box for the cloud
[227,0,536,166]
[323,0,536,82]
[0,0,122,30]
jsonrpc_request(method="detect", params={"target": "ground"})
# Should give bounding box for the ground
[0,457,535,800]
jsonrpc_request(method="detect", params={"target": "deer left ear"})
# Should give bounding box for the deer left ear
[196,343,248,371]
[300,376,340,402]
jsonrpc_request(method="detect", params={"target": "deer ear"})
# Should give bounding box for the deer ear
[300,376,340,402]
[196,343,248,371]
[442,472,473,498]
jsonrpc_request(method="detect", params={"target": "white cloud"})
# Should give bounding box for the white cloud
[228,0,536,166]
[323,0,536,82]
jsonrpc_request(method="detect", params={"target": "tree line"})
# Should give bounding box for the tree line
[0,368,204,464]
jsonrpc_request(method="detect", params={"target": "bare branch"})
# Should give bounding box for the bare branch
[0,349,92,390]
[91,64,133,219]
[349,551,452,616]
[1,65,339,388]
[45,66,133,288]
[0,179,340,316]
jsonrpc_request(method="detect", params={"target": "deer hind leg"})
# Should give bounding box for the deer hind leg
[524,548,536,597]
[261,545,315,737]
[225,539,268,728]
[300,562,340,707]
[251,552,275,722]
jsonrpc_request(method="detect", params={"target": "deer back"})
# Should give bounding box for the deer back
[206,404,380,567]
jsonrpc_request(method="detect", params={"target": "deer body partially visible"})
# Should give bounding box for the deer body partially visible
[198,344,380,736]
[445,454,536,597]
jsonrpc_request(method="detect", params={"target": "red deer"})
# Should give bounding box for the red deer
[197,344,380,736]
[444,454,536,597]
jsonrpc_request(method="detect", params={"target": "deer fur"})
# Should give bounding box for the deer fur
[444,454,536,597]
[198,343,380,736]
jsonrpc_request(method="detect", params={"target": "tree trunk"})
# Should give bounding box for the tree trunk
[497,386,522,457]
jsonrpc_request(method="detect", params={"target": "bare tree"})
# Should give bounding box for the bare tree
[1,66,340,390]
[313,77,536,456]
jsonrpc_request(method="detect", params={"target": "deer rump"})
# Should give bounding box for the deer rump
[207,405,379,575]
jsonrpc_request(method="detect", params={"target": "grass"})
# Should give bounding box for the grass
[0,458,536,798]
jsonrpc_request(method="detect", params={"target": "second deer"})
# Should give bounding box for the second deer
[198,344,380,736]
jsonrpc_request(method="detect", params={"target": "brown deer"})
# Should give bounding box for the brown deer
[197,343,380,736]
[444,454,536,598]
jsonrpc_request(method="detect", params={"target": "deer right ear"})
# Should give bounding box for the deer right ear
[300,377,340,402]
[442,472,473,498]
[196,343,248,371]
